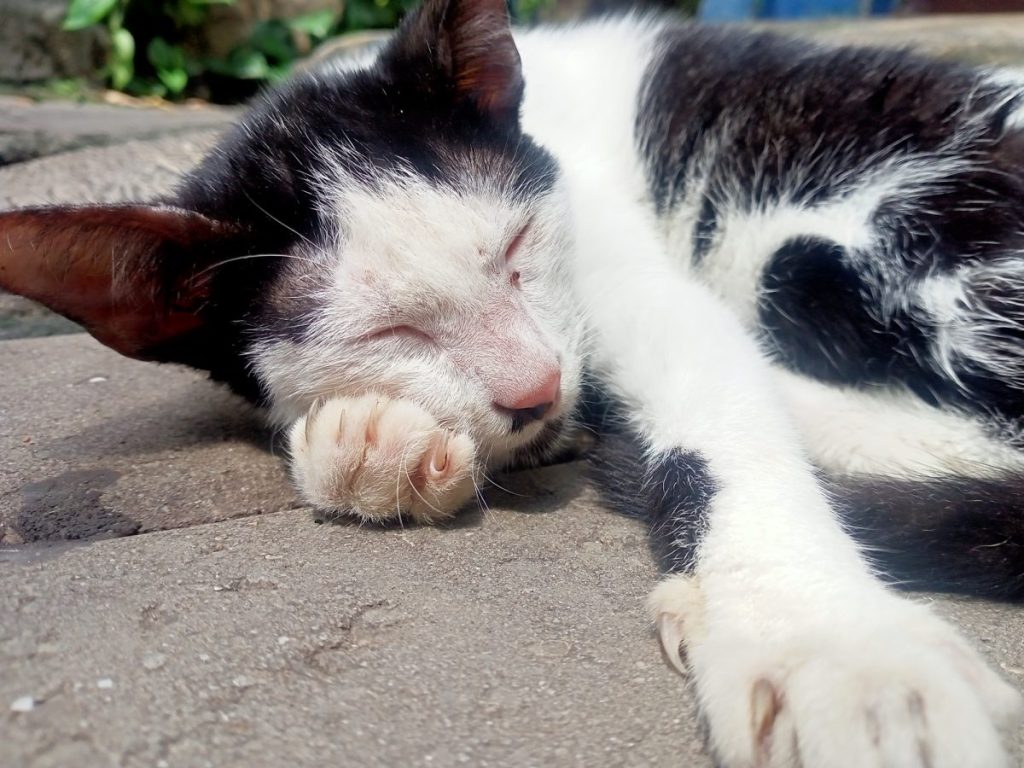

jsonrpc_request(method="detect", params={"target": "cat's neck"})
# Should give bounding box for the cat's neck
[514,17,663,196]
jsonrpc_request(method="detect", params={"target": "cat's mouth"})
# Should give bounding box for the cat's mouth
[497,398,560,434]
[510,415,574,468]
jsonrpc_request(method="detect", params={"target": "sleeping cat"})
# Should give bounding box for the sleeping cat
[3,0,1024,764]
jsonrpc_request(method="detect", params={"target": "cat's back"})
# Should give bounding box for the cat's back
[514,19,1022,200]
[637,24,1018,210]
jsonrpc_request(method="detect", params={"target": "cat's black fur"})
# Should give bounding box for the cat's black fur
[640,26,1024,424]
[588,422,1024,599]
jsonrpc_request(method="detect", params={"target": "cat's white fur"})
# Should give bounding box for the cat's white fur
[271,17,1023,767]
[773,367,1024,478]
[691,160,966,325]
[917,259,1024,390]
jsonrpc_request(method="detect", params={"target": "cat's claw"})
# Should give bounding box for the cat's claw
[289,394,477,524]
[651,575,1024,768]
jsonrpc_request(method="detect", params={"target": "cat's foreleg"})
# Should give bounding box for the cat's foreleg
[287,394,477,523]
[571,190,1022,766]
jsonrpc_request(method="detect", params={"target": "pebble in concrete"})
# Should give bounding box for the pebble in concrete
[10,695,37,713]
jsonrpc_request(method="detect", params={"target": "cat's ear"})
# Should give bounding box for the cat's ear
[0,204,243,361]
[396,0,524,125]
[441,0,523,124]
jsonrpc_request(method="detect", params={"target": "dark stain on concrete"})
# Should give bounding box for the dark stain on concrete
[15,468,139,541]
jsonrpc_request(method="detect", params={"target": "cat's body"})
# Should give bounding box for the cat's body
[4,3,1024,765]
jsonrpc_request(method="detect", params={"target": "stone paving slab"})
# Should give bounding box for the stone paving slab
[0,129,218,209]
[0,0,105,83]
[0,335,296,543]
[0,95,237,166]
[0,293,79,341]
[0,503,698,768]
[1,333,1023,768]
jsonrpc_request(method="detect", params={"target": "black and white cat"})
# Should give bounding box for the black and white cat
[3,1,1024,764]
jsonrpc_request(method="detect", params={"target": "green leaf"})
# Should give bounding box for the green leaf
[146,38,185,71]
[234,49,272,79]
[157,66,189,94]
[174,4,207,26]
[63,0,120,30]
[287,10,336,39]
[105,26,134,89]
[249,21,295,62]
[146,38,190,94]
[218,48,272,79]
[110,27,135,66]
[109,59,133,90]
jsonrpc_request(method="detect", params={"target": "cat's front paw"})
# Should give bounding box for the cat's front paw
[288,394,477,524]
[651,575,1023,768]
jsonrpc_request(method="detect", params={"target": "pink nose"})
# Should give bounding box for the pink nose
[494,369,561,425]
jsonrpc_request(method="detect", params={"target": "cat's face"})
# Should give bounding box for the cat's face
[0,0,584,464]
[221,0,586,461]
[249,150,584,462]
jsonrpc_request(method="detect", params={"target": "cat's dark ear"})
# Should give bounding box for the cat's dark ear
[395,0,524,125]
[0,205,243,361]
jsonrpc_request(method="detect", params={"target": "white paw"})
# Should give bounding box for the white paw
[288,394,477,524]
[651,575,1023,768]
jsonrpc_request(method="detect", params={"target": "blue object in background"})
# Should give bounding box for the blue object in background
[699,0,896,20]
[700,0,757,20]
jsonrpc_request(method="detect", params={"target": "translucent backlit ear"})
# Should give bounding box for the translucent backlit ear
[389,0,524,126]
[0,204,242,361]
[442,0,524,124]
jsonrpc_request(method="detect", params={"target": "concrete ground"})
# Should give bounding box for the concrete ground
[2,338,1022,767]
[2,16,1024,768]
[1,336,703,767]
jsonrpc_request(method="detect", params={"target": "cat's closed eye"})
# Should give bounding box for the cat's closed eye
[360,325,435,345]
[504,224,530,263]
[504,224,530,287]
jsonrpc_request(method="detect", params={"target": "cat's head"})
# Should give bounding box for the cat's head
[0,0,583,464]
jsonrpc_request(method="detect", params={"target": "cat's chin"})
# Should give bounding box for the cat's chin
[506,415,576,469]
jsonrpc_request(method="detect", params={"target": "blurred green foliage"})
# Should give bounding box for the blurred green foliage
[342,0,421,31]
[63,0,347,99]
[63,0,692,101]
